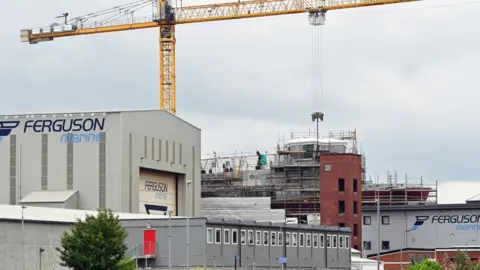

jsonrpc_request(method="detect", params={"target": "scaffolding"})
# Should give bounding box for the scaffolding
[200,129,437,222]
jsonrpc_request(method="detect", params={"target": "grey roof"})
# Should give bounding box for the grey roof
[206,217,351,233]
[20,190,78,204]
[362,201,480,212]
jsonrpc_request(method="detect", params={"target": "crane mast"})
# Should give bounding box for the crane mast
[20,0,419,114]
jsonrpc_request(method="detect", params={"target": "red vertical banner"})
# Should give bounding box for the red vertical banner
[143,229,157,256]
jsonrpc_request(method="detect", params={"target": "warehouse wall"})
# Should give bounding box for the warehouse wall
[120,110,201,216]
[0,220,70,270]
[0,110,201,216]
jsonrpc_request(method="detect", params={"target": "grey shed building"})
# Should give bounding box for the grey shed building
[0,109,201,216]
[0,205,352,270]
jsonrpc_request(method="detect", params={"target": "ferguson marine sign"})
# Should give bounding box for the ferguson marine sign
[0,118,105,143]
[412,214,480,231]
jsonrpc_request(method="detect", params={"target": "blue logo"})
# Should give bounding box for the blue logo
[0,121,20,142]
[411,216,429,231]
[0,118,105,143]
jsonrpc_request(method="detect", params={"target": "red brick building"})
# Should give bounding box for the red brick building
[319,153,363,251]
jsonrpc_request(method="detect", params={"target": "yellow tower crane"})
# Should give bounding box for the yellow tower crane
[20,0,418,115]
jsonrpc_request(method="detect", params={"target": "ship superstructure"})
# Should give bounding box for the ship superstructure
[201,129,437,223]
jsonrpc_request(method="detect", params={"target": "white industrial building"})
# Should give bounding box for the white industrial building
[0,109,201,216]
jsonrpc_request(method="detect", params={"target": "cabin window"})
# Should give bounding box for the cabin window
[232,230,238,244]
[207,228,213,244]
[248,230,254,245]
[292,233,298,247]
[263,231,269,246]
[306,233,311,248]
[320,234,325,248]
[241,230,246,245]
[286,232,291,247]
[271,232,276,246]
[345,236,350,249]
[339,235,344,248]
[215,228,221,244]
[299,233,305,247]
[278,232,284,246]
[313,234,318,248]
[256,231,261,245]
[224,229,230,244]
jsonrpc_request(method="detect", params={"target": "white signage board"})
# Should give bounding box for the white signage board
[139,170,177,215]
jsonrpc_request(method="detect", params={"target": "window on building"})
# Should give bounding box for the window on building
[248,230,254,245]
[263,231,269,246]
[339,236,344,248]
[232,229,238,245]
[353,224,358,237]
[241,230,246,245]
[320,234,325,248]
[338,178,345,192]
[255,231,261,245]
[353,201,358,215]
[215,228,221,244]
[286,232,291,247]
[338,201,345,215]
[345,236,350,249]
[363,241,371,250]
[363,216,371,225]
[333,235,337,248]
[292,233,298,247]
[381,241,390,250]
[338,223,345,227]
[278,232,284,246]
[313,234,318,248]
[306,234,311,248]
[224,229,230,244]
[353,178,358,192]
[299,233,305,247]
[326,235,331,248]
[207,228,213,244]
[271,232,277,246]
[409,254,417,262]
[325,163,331,172]
[382,216,390,225]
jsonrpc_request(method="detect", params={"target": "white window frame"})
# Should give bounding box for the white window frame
[224,229,230,244]
[215,228,221,244]
[345,236,350,249]
[299,233,304,247]
[248,230,254,245]
[333,235,337,248]
[313,234,318,248]
[278,232,284,246]
[263,231,269,246]
[320,234,325,248]
[306,233,311,248]
[255,231,261,245]
[271,232,277,246]
[292,233,298,247]
[326,235,331,248]
[286,232,291,247]
[241,230,246,245]
[232,229,238,245]
[207,228,213,244]
[339,235,344,249]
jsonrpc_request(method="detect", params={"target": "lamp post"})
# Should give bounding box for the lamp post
[167,210,173,270]
[375,186,381,270]
[21,205,26,270]
[186,180,192,270]
[400,230,412,270]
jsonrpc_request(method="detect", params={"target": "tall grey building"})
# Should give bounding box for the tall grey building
[0,109,201,216]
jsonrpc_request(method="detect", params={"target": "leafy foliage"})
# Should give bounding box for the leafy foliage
[407,259,442,270]
[56,208,128,270]
[117,257,137,270]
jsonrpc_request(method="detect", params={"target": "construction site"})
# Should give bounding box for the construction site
[201,129,438,223]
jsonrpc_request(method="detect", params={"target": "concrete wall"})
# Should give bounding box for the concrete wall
[0,110,201,216]
[363,206,480,257]
[0,220,70,270]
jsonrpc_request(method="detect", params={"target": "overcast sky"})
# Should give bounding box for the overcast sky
[2,0,480,201]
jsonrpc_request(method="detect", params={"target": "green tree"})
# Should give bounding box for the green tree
[56,208,129,270]
[407,259,442,270]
